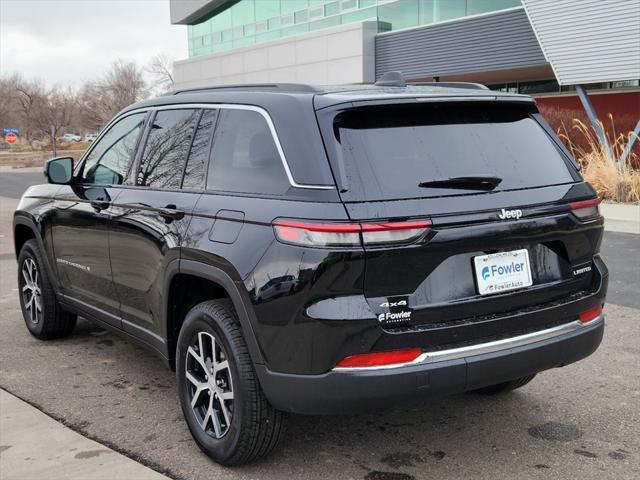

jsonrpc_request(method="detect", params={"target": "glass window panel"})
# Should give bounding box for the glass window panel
[183,110,217,190]
[82,113,146,185]
[325,1,340,16]
[295,9,309,23]
[419,0,435,24]
[268,16,281,29]
[207,110,290,195]
[613,79,640,88]
[255,20,268,33]
[256,30,282,42]
[256,0,281,20]
[137,109,199,189]
[342,6,377,23]
[281,0,309,14]
[233,26,244,39]
[244,23,256,36]
[310,16,342,30]
[341,0,358,11]
[378,0,419,30]
[233,36,256,48]
[309,5,324,18]
[467,0,520,16]
[222,29,233,41]
[518,80,560,94]
[231,1,255,25]
[210,9,232,31]
[433,0,466,22]
[282,23,310,36]
[360,0,376,6]
[281,13,295,26]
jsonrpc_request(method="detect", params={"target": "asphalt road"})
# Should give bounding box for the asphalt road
[0,173,638,480]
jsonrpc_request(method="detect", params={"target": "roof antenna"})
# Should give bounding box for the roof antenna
[375,71,406,87]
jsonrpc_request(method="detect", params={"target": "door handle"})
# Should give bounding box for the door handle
[90,200,110,212]
[158,204,185,222]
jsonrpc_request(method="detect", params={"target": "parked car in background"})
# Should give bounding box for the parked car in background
[60,133,81,142]
[83,132,98,142]
[13,74,608,466]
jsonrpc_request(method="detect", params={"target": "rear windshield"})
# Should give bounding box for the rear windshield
[329,103,577,202]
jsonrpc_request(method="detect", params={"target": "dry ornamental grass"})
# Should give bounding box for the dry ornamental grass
[540,107,640,204]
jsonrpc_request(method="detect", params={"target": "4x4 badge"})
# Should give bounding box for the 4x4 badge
[380,300,407,308]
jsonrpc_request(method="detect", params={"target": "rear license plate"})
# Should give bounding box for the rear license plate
[474,249,533,296]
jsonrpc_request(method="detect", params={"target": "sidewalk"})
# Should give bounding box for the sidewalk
[0,389,170,480]
[601,202,640,234]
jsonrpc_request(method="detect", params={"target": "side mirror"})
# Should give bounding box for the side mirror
[45,157,74,185]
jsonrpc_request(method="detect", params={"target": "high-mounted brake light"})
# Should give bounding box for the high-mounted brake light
[272,219,431,247]
[335,348,423,369]
[570,198,601,221]
[579,305,602,324]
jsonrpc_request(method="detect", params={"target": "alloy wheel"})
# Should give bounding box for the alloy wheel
[21,257,42,324]
[185,331,234,438]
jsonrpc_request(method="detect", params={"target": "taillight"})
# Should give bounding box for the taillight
[570,198,601,221]
[579,305,602,323]
[335,348,423,369]
[272,219,431,247]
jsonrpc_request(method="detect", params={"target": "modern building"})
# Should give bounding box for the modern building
[170,0,640,120]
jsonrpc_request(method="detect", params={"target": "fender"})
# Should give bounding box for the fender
[13,213,61,293]
[164,259,265,368]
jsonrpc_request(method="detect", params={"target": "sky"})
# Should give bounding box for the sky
[0,0,188,87]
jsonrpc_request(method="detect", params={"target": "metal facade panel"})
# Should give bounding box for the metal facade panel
[522,0,640,85]
[375,8,547,80]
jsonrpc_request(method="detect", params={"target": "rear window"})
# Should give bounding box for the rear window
[329,103,577,201]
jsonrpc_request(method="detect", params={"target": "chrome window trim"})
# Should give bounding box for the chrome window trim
[78,103,335,190]
[333,315,604,372]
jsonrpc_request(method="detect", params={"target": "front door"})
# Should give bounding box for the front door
[51,111,148,326]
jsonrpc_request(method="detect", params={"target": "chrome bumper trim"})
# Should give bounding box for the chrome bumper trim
[333,315,604,372]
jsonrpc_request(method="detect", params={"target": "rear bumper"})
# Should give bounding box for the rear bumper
[256,315,604,414]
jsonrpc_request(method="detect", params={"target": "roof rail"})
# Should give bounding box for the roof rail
[409,81,489,90]
[374,71,488,90]
[166,83,323,96]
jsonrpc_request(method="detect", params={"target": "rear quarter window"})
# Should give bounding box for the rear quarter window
[328,103,578,202]
[206,109,290,195]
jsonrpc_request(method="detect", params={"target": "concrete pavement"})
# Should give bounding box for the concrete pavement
[0,390,171,480]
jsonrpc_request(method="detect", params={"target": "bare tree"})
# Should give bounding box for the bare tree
[12,78,78,152]
[147,53,175,94]
[80,60,148,131]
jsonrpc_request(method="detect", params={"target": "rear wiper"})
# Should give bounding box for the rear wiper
[418,175,502,191]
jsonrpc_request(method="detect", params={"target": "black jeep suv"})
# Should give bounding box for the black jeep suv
[14,77,607,465]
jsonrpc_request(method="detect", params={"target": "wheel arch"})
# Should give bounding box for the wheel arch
[13,215,60,292]
[164,259,265,371]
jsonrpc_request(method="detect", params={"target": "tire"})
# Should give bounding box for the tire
[472,374,537,395]
[17,239,77,340]
[176,299,287,466]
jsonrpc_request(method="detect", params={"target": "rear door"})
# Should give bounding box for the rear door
[108,108,211,346]
[319,101,601,343]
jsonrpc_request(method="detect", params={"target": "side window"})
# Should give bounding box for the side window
[81,113,146,185]
[182,109,218,190]
[206,109,290,195]
[136,109,199,189]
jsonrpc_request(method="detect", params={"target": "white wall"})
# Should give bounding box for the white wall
[173,21,377,88]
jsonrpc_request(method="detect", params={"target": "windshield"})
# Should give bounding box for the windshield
[329,103,577,202]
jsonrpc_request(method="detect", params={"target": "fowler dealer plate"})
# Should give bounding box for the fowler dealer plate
[474,249,533,295]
